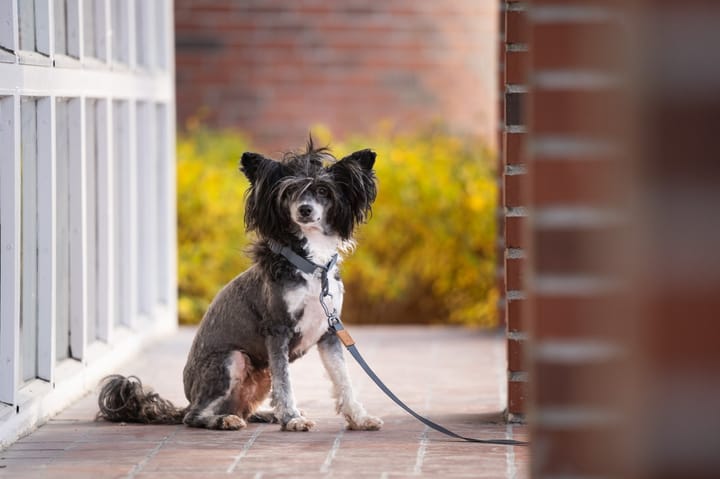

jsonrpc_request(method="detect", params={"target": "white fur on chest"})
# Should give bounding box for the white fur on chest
[283,230,344,356]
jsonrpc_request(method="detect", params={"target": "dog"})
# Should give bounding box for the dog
[97,138,383,432]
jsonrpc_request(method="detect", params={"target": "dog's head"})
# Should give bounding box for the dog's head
[240,138,377,243]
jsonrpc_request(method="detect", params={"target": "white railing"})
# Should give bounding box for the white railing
[0,0,176,447]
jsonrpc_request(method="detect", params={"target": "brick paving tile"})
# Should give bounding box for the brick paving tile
[0,326,530,478]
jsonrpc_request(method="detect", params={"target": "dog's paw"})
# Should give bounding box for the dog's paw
[346,415,383,431]
[217,414,247,430]
[283,416,316,432]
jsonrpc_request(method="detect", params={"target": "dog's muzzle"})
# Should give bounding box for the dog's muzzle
[297,204,315,223]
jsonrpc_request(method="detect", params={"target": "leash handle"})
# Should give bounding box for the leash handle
[331,322,528,447]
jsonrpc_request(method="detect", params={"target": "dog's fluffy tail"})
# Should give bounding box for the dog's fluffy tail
[97,374,186,425]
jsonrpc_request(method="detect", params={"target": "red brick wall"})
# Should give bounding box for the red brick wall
[499,0,529,421]
[174,0,498,148]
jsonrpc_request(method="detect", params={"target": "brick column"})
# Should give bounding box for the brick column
[505,1,720,476]
[623,3,720,478]
[524,1,636,476]
[496,1,507,334]
[500,0,529,422]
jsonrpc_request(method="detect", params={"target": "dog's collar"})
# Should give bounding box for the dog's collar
[267,239,338,277]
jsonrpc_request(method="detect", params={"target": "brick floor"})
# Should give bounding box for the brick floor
[0,326,529,478]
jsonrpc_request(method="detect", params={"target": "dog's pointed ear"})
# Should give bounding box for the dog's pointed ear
[240,152,272,183]
[340,149,376,171]
[328,149,378,239]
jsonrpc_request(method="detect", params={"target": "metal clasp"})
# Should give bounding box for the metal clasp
[319,290,339,328]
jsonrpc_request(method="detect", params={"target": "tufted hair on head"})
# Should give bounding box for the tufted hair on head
[239,138,377,243]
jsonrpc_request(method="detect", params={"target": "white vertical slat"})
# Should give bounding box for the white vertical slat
[126,99,138,324]
[153,0,164,70]
[111,0,128,65]
[136,102,158,315]
[96,0,110,62]
[127,0,136,68]
[155,0,171,70]
[66,0,82,60]
[0,95,21,404]
[160,0,176,319]
[54,99,69,361]
[17,0,36,52]
[0,1,15,51]
[134,0,145,67]
[135,101,147,312]
[155,103,168,304]
[83,0,95,59]
[20,97,38,382]
[113,100,137,327]
[36,97,57,382]
[53,0,66,56]
[112,101,124,327]
[156,102,176,309]
[136,0,154,68]
[36,0,52,56]
[85,99,97,343]
[95,99,114,341]
[68,98,88,359]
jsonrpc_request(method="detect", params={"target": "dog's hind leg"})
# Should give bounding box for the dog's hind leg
[184,401,247,430]
[183,351,270,430]
[317,332,383,431]
[266,335,316,431]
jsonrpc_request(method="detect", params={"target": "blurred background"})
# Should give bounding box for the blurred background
[174,1,501,328]
[1,0,719,477]
[174,1,497,148]
[175,1,720,477]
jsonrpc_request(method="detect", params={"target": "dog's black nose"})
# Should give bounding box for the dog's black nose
[298,204,313,218]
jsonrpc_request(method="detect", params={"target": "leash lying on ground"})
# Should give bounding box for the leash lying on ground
[330,321,528,446]
[268,240,528,446]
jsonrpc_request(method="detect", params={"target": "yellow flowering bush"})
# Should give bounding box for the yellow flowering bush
[177,129,253,324]
[177,126,498,327]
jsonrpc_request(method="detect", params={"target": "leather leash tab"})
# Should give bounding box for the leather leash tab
[331,322,355,347]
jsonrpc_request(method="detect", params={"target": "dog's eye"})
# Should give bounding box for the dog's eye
[316,186,329,197]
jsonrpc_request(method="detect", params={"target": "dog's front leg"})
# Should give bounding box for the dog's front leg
[317,333,383,431]
[266,335,316,431]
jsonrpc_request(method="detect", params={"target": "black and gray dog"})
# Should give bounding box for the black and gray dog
[97,139,383,432]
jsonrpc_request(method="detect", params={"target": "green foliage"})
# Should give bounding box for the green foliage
[177,126,498,327]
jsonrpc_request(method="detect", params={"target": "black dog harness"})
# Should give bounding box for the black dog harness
[268,240,528,446]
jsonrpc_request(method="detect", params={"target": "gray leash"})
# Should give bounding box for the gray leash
[268,240,528,446]
[330,321,527,446]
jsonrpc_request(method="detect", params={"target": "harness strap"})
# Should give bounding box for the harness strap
[331,322,528,446]
[267,240,319,275]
